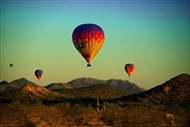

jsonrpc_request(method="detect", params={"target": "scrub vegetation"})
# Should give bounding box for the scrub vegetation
[0,102,189,127]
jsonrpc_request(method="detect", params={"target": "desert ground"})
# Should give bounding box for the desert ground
[0,102,189,127]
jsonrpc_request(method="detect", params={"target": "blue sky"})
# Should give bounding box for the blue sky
[0,0,189,89]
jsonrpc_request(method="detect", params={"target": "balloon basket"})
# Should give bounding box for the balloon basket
[87,63,91,67]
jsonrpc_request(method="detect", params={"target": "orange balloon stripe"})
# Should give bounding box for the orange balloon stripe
[73,32,104,44]
[37,75,42,80]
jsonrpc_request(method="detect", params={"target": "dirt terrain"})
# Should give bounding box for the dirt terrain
[0,102,189,127]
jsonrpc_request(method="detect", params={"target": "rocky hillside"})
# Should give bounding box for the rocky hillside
[112,73,190,111]
[0,78,37,91]
[0,78,63,100]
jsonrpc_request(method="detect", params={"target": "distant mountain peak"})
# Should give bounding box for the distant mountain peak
[12,78,28,82]
[0,78,38,91]
[19,84,61,98]
[67,77,104,88]
[46,83,73,90]
[11,78,38,86]
[67,77,145,94]
[106,79,126,85]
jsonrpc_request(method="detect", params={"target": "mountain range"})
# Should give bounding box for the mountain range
[0,77,144,94]
[67,77,145,93]
[0,77,134,100]
[0,73,189,110]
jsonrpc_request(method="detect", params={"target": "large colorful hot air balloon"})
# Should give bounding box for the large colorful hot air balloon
[35,69,43,80]
[125,64,135,77]
[72,23,105,67]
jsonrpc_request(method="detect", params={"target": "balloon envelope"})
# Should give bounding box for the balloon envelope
[35,69,43,80]
[10,64,13,67]
[72,23,105,67]
[125,64,135,77]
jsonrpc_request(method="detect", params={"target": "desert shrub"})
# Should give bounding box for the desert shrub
[99,106,168,127]
[58,103,96,126]
[172,110,190,126]
[99,103,123,126]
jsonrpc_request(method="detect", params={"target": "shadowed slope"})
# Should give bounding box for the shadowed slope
[111,73,190,110]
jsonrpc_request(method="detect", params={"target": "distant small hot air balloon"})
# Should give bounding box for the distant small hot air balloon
[72,23,105,67]
[35,69,43,80]
[125,63,135,77]
[10,64,13,67]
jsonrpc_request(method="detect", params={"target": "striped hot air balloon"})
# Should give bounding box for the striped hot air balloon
[72,23,105,67]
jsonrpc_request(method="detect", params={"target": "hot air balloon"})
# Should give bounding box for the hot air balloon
[125,64,135,77]
[72,23,105,67]
[35,69,43,80]
[10,64,13,67]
